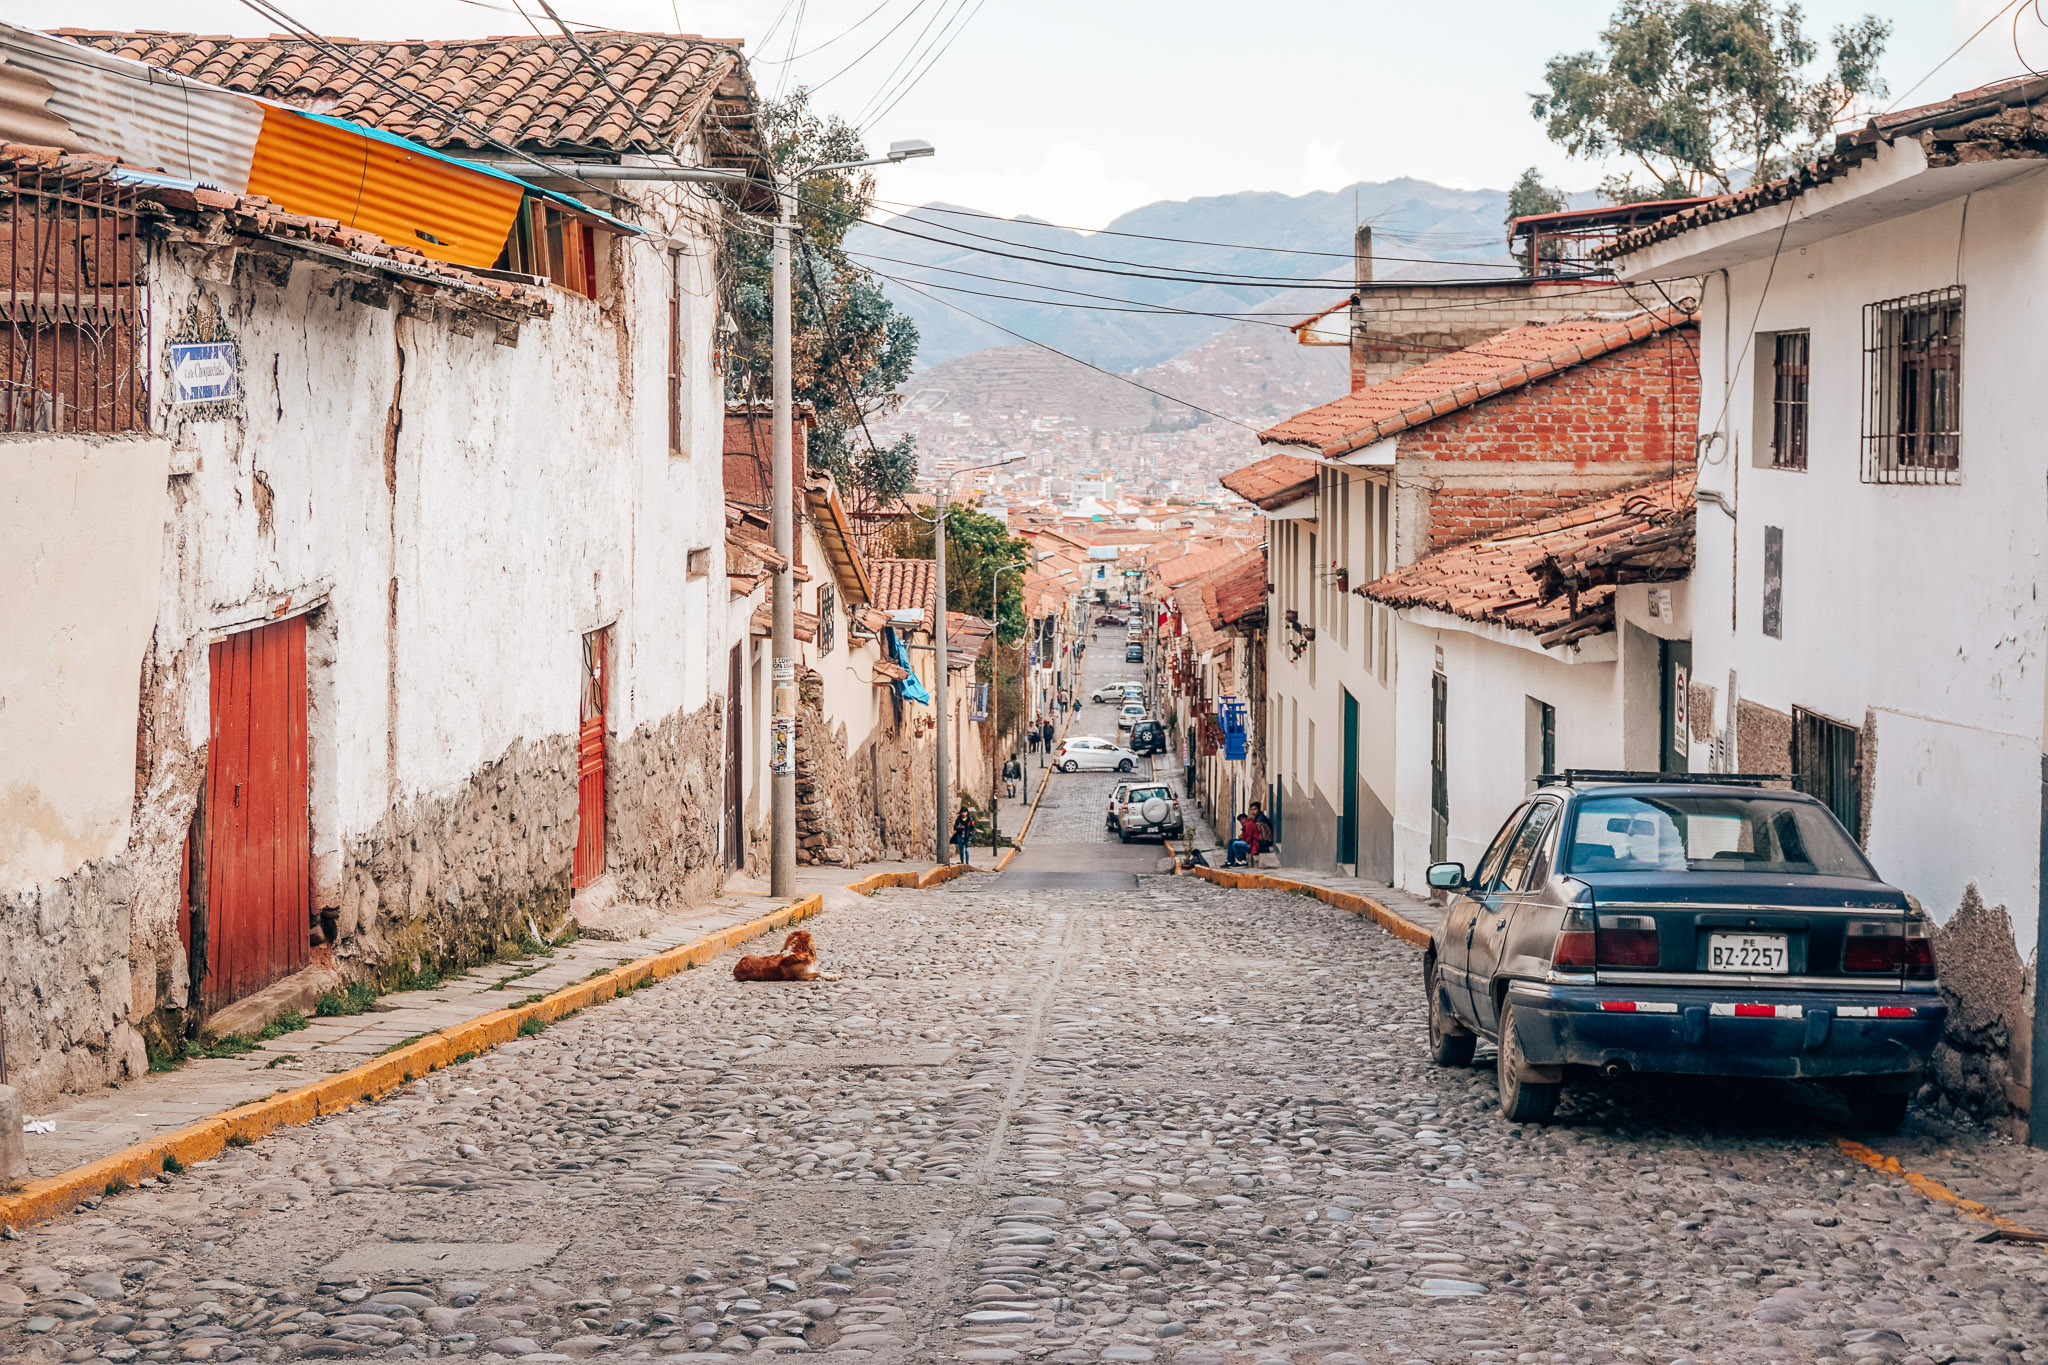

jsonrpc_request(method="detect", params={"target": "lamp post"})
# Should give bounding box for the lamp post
[931,451,1027,864]
[767,138,934,899]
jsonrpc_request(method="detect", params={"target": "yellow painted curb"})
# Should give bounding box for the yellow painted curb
[1835,1136,2048,1248]
[0,891,828,1232]
[1189,865,1433,949]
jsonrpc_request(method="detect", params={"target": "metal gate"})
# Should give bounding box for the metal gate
[202,615,310,1008]
[574,627,610,888]
[1792,706,1861,840]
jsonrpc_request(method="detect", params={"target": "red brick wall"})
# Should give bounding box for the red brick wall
[1402,330,1699,550]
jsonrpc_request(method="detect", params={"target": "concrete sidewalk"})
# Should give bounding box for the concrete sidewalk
[17,862,929,1181]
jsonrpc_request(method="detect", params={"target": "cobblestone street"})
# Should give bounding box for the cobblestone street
[5,653,2048,1365]
[6,815,2048,1362]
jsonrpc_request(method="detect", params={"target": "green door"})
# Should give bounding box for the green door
[1339,689,1359,866]
[1660,639,1692,775]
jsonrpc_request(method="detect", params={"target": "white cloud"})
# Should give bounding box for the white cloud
[1298,139,1355,196]
[871,141,1158,226]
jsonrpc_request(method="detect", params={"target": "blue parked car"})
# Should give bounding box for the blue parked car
[1423,772,1943,1129]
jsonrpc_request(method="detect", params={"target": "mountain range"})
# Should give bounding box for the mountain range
[849,177,1543,373]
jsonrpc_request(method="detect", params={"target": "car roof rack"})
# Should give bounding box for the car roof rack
[1536,769,1790,788]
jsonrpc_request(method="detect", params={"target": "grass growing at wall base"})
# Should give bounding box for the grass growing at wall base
[315,981,378,1017]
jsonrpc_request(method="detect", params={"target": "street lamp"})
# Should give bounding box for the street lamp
[931,451,1027,864]
[767,138,935,899]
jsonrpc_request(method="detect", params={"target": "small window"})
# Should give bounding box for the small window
[494,200,610,301]
[818,584,837,655]
[687,546,711,580]
[1863,287,1962,483]
[1769,331,1808,469]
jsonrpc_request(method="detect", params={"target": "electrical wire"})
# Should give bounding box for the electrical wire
[860,199,1520,278]
[849,0,964,125]
[807,0,941,95]
[751,0,895,63]
[876,272,1263,432]
[859,0,992,133]
[1884,0,2028,112]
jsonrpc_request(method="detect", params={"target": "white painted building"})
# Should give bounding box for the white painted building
[1609,76,2048,1126]
[0,31,758,1107]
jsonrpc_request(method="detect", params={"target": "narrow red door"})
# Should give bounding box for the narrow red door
[203,615,309,1009]
[724,644,743,869]
[574,627,609,888]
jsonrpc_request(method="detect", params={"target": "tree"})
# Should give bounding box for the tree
[722,88,921,515]
[888,502,1028,646]
[1505,167,1569,273]
[1531,0,1891,201]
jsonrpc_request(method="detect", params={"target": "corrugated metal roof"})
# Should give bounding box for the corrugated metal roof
[0,23,261,187]
[248,105,525,269]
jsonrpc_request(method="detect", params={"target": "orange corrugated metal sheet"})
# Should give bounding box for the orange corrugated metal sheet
[246,105,521,268]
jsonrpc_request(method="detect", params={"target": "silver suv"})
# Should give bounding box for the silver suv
[1106,782,1184,843]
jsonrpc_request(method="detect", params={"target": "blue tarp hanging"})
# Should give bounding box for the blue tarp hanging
[884,627,931,705]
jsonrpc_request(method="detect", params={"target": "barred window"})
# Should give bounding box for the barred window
[1863,288,1962,484]
[1770,331,1808,469]
[818,584,836,655]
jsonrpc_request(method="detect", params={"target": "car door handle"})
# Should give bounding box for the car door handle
[1494,918,1506,931]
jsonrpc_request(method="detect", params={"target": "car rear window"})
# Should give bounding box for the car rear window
[1126,786,1169,802]
[1562,794,1875,877]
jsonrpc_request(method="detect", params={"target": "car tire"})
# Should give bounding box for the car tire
[1495,1000,1560,1123]
[1117,759,1134,773]
[1425,960,1475,1068]
[1843,1079,1911,1132]
[1118,830,1130,844]
[1060,760,1079,773]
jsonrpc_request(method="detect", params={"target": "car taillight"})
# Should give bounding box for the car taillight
[1596,914,1660,968]
[1845,918,1939,978]
[1552,904,1594,970]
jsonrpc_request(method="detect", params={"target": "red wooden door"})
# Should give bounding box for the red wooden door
[204,615,310,1008]
[724,644,743,869]
[574,627,609,888]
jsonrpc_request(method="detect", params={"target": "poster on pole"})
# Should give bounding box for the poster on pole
[770,716,795,775]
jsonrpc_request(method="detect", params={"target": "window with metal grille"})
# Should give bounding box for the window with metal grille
[1862,287,1962,484]
[1770,331,1809,469]
[818,584,836,655]
[3,167,146,432]
[1792,706,1861,841]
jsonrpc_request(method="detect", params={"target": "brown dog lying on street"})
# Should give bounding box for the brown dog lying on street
[732,929,837,981]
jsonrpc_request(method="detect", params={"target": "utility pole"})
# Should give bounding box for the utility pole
[769,164,797,898]
[765,140,936,897]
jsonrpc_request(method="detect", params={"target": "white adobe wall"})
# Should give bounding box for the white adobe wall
[1386,584,1683,889]
[1678,167,2048,955]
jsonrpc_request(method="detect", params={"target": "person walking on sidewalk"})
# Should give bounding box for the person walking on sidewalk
[1003,754,1021,800]
[951,806,977,866]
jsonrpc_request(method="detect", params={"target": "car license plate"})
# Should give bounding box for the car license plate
[1707,932,1788,973]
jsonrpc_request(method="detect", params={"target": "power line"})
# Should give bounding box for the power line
[863,195,1511,265]
[1884,0,2028,112]
[859,198,1519,280]
[849,0,960,124]
[808,0,940,95]
[859,0,992,132]
[876,273,1262,431]
[751,0,895,64]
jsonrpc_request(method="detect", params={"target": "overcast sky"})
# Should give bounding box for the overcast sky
[12,0,2028,226]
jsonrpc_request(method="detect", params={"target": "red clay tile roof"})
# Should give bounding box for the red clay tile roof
[1359,474,1695,647]
[0,144,547,313]
[1219,453,1317,511]
[1260,308,1695,458]
[1206,548,1268,627]
[60,29,748,155]
[867,557,937,631]
[1155,544,1243,589]
[1606,73,2048,261]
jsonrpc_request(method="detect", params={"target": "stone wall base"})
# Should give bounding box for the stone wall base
[1927,885,2033,1136]
[0,858,150,1112]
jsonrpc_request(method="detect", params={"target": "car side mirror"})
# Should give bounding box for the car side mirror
[1426,861,1467,890]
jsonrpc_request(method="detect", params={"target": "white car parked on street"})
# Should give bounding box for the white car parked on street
[1091,682,1144,704]
[1056,736,1140,773]
[1117,702,1144,731]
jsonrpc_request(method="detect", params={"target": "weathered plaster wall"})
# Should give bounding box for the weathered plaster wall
[1,435,167,891]
[15,181,737,1106]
